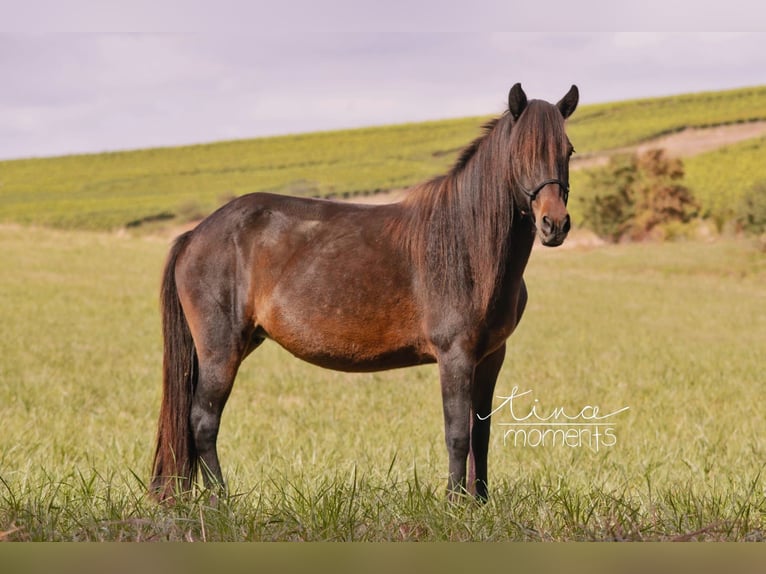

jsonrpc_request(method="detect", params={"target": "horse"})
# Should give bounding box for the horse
[151,82,579,502]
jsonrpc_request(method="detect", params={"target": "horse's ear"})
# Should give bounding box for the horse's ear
[556,85,579,119]
[508,83,527,120]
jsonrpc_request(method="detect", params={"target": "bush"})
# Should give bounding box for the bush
[733,180,766,236]
[579,149,699,242]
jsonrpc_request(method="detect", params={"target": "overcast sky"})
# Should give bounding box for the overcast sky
[2,29,765,160]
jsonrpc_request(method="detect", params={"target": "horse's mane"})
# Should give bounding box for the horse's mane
[393,111,516,317]
[393,101,568,317]
[452,116,502,173]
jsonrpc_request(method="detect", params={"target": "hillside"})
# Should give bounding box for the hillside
[1,84,766,231]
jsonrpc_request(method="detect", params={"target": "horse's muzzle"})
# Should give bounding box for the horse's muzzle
[539,213,571,247]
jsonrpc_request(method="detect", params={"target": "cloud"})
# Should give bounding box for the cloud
[0,32,765,160]
[612,32,664,49]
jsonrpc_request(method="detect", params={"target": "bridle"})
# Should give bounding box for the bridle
[519,178,570,206]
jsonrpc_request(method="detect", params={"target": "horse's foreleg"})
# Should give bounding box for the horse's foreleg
[438,346,476,499]
[469,344,506,501]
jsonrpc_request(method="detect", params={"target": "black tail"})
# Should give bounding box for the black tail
[150,231,198,501]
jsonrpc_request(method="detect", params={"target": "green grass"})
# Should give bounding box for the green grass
[1,226,764,540]
[1,85,766,231]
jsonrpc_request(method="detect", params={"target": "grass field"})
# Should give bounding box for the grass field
[1,225,764,541]
[2,85,765,231]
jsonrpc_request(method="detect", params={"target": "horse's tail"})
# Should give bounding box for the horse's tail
[150,230,198,501]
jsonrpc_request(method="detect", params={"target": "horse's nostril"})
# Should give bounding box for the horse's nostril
[541,215,553,234]
[562,214,571,234]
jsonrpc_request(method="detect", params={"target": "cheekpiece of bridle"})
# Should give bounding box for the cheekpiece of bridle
[519,178,569,217]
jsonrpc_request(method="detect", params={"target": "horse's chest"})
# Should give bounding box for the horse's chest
[486,281,528,350]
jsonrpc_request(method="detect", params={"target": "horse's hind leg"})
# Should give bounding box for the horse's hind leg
[190,321,264,493]
[190,346,242,492]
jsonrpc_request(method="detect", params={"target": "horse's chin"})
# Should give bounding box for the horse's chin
[540,233,567,247]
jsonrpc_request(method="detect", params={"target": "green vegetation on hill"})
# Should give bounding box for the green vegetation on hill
[566,85,766,153]
[0,119,484,230]
[1,85,765,231]
[684,135,766,223]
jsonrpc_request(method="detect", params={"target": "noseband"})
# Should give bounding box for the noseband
[520,178,570,206]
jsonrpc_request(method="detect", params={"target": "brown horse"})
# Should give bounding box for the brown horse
[151,83,579,501]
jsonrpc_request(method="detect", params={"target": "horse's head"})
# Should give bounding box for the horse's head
[508,83,579,247]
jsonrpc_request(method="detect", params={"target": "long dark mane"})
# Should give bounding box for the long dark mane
[397,111,519,316]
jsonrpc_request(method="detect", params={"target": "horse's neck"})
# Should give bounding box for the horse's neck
[501,212,537,285]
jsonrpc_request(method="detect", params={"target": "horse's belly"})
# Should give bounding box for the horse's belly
[262,311,432,372]
[256,283,431,372]
[277,337,434,372]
